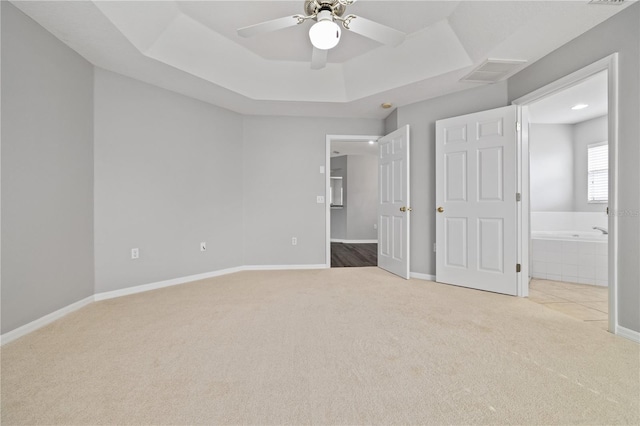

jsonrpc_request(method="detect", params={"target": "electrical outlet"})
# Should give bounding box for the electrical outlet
[433,243,437,253]
[200,242,207,252]
[292,237,298,246]
[373,223,378,230]
[131,248,139,259]
[316,195,325,203]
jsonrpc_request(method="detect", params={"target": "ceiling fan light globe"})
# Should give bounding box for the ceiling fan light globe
[309,20,341,50]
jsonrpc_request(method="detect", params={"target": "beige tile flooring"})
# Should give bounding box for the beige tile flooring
[529,279,609,330]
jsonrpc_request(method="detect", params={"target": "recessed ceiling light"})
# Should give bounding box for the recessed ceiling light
[381,103,393,109]
[368,140,375,145]
[571,103,589,110]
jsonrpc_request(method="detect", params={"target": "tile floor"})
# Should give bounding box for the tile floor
[529,279,609,330]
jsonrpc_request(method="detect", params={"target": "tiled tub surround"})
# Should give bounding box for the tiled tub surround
[531,212,608,286]
[531,234,608,286]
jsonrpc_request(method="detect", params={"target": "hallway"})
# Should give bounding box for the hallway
[331,243,377,267]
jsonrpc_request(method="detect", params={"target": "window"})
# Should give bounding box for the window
[587,142,608,202]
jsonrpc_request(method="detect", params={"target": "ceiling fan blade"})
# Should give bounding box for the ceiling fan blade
[237,16,300,38]
[345,16,406,47]
[311,47,327,70]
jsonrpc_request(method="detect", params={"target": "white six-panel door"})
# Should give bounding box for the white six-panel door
[435,106,517,295]
[378,125,410,279]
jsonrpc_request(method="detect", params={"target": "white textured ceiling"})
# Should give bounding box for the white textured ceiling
[529,71,608,124]
[11,0,634,119]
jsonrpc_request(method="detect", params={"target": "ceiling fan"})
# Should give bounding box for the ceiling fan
[237,0,406,70]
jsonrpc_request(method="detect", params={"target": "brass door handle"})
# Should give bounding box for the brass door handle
[400,206,412,212]
[437,206,444,213]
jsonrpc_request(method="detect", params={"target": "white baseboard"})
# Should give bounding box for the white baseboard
[410,272,436,281]
[94,266,244,301]
[0,295,94,346]
[616,325,640,343]
[243,264,328,271]
[330,239,378,244]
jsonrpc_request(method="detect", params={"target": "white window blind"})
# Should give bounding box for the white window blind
[587,143,608,202]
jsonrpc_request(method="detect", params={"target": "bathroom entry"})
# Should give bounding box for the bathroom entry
[527,70,610,330]
[329,139,379,268]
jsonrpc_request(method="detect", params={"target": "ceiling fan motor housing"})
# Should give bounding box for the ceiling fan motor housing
[305,0,346,18]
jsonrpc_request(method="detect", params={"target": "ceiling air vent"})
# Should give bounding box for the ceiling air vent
[461,59,527,84]
[589,0,624,5]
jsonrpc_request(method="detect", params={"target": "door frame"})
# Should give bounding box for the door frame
[512,53,619,332]
[325,134,383,268]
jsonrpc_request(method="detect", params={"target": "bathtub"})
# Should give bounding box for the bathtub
[531,230,608,286]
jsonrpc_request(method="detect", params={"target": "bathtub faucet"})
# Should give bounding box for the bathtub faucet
[592,226,608,235]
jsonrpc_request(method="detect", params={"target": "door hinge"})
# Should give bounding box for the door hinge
[516,121,521,132]
[516,193,521,202]
[516,263,521,273]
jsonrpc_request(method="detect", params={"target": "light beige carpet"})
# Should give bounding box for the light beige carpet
[1,268,639,425]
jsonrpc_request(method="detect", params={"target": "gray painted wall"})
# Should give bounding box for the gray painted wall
[395,82,509,276]
[384,109,398,134]
[242,116,383,266]
[94,69,244,293]
[346,155,378,240]
[330,155,377,241]
[529,118,608,213]
[573,115,608,213]
[530,124,574,212]
[330,156,347,240]
[508,3,639,332]
[1,2,94,333]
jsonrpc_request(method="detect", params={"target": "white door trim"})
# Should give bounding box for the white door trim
[325,134,382,268]
[512,53,619,333]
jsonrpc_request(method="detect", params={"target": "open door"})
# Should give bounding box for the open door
[378,125,410,279]
[435,106,518,295]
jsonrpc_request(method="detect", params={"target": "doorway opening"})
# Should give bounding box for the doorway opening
[326,127,411,278]
[327,137,380,268]
[514,54,618,332]
[526,70,609,331]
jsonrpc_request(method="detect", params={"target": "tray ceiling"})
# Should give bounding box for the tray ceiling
[11,1,634,119]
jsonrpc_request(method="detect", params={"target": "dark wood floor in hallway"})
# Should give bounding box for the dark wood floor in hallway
[331,243,377,267]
